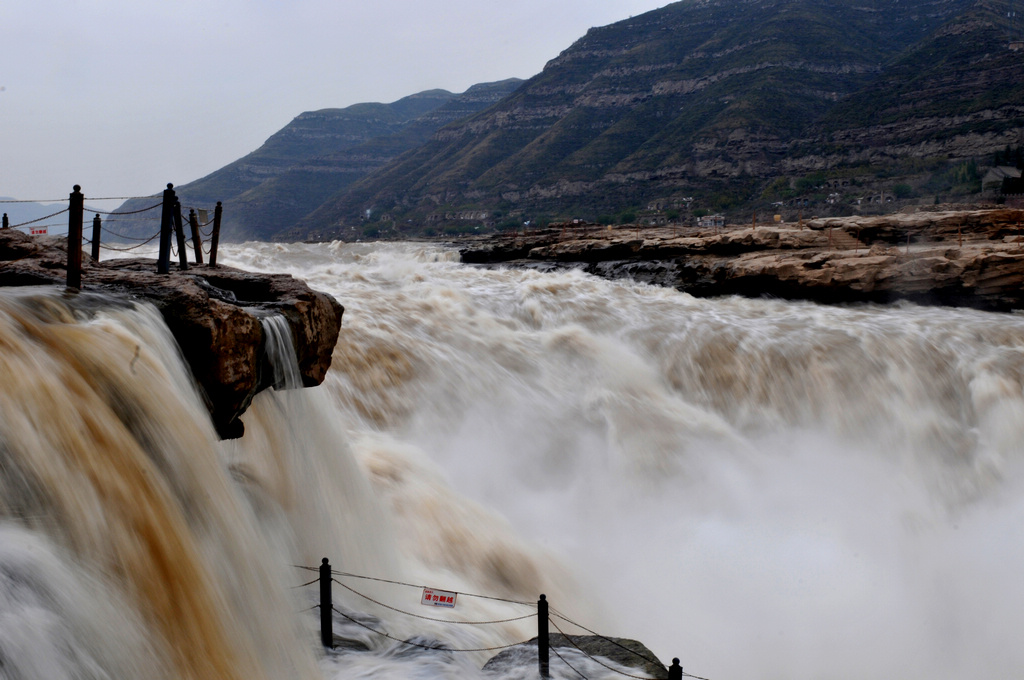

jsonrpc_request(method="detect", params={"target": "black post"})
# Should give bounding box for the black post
[538,594,549,679]
[209,201,222,267]
[2,213,8,229]
[67,185,84,290]
[320,558,333,649]
[91,214,102,261]
[158,184,176,274]
[188,208,204,264]
[668,658,682,680]
[173,201,189,271]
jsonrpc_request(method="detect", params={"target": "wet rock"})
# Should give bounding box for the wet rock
[0,229,343,438]
[459,209,1024,312]
[483,635,668,679]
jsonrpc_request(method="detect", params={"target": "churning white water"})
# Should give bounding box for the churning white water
[3,240,1024,680]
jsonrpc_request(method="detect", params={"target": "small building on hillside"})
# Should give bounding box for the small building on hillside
[697,214,725,228]
[982,166,1022,193]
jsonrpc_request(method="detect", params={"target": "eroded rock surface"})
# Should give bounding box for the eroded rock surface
[0,229,343,438]
[460,209,1024,312]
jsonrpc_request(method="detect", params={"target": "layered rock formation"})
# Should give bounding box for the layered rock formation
[110,80,522,242]
[460,208,1024,312]
[296,0,1024,239]
[0,229,343,438]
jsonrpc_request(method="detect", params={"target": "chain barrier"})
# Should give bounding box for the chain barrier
[550,644,589,679]
[87,195,162,201]
[328,568,535,607]
[331,606,530,653]
[293,565,708,680]
[8,223,64,230]
[95,234,161,252]
[331,577,537,626]
[88,202,163,216]
[549,615,663,680]
[9,207,70,229]
[0,194,161,204]
[551,610,665,670]
[100,228,162,242]
[293,578,320,589]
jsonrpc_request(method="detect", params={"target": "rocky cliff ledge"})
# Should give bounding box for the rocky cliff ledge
[460,208,1024,312]
[0,229,343,439]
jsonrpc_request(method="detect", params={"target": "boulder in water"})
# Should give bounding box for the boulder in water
[483,635,668,679]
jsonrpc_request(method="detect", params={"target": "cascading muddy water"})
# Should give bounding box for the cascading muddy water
[6,239,1024,680]
[0,289,599,680]
[0,290,319,680]
[216,241,1024,680]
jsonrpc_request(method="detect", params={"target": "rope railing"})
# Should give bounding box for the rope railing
[3,184,225,285]
[88,202,163,216]
[331,605,532,654]
[293,561,707,680]
[551,644,589,679]
[551,610,665,669]
[328,568,536,607]
[0,194,161,204]
[9,207,69,229]
[331,577,537,625]
[549,615,663,680]
[100,228,162,243]
[86,236,161,252]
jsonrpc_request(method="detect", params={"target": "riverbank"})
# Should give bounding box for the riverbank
[458,208,1024,312]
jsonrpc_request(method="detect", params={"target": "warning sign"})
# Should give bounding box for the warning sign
[421,587,457,608]
[29,227,47,236]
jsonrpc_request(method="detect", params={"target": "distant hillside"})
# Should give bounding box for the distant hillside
[111,80,521,241]
[285,0,1024,241]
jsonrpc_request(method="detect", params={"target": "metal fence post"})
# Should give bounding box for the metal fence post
[320,558,333,649]
[67,185,84,289]
[2,213,8,229]
[91,214,102,261]
[210,201,222,267]
[158,184,176,274]
[188,208,204,264]
[668,658,682,680]
[538,594,549,679]
[173,201,189,270]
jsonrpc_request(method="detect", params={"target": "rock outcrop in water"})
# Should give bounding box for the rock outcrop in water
[483,635,668,679]
[0,229,343,438]
[460,208,1024,312]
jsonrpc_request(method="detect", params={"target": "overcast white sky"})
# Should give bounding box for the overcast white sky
[1,0,671,205]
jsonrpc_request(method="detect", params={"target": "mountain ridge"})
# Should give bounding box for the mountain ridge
[291,0,1023,241]
[113,0,1024,242]
[110,80,522,241]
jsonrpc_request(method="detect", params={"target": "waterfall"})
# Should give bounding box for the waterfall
[224,241,1024,680]
[0,289,320,680]
[5,238,1024,680]
[0,292,586,680]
